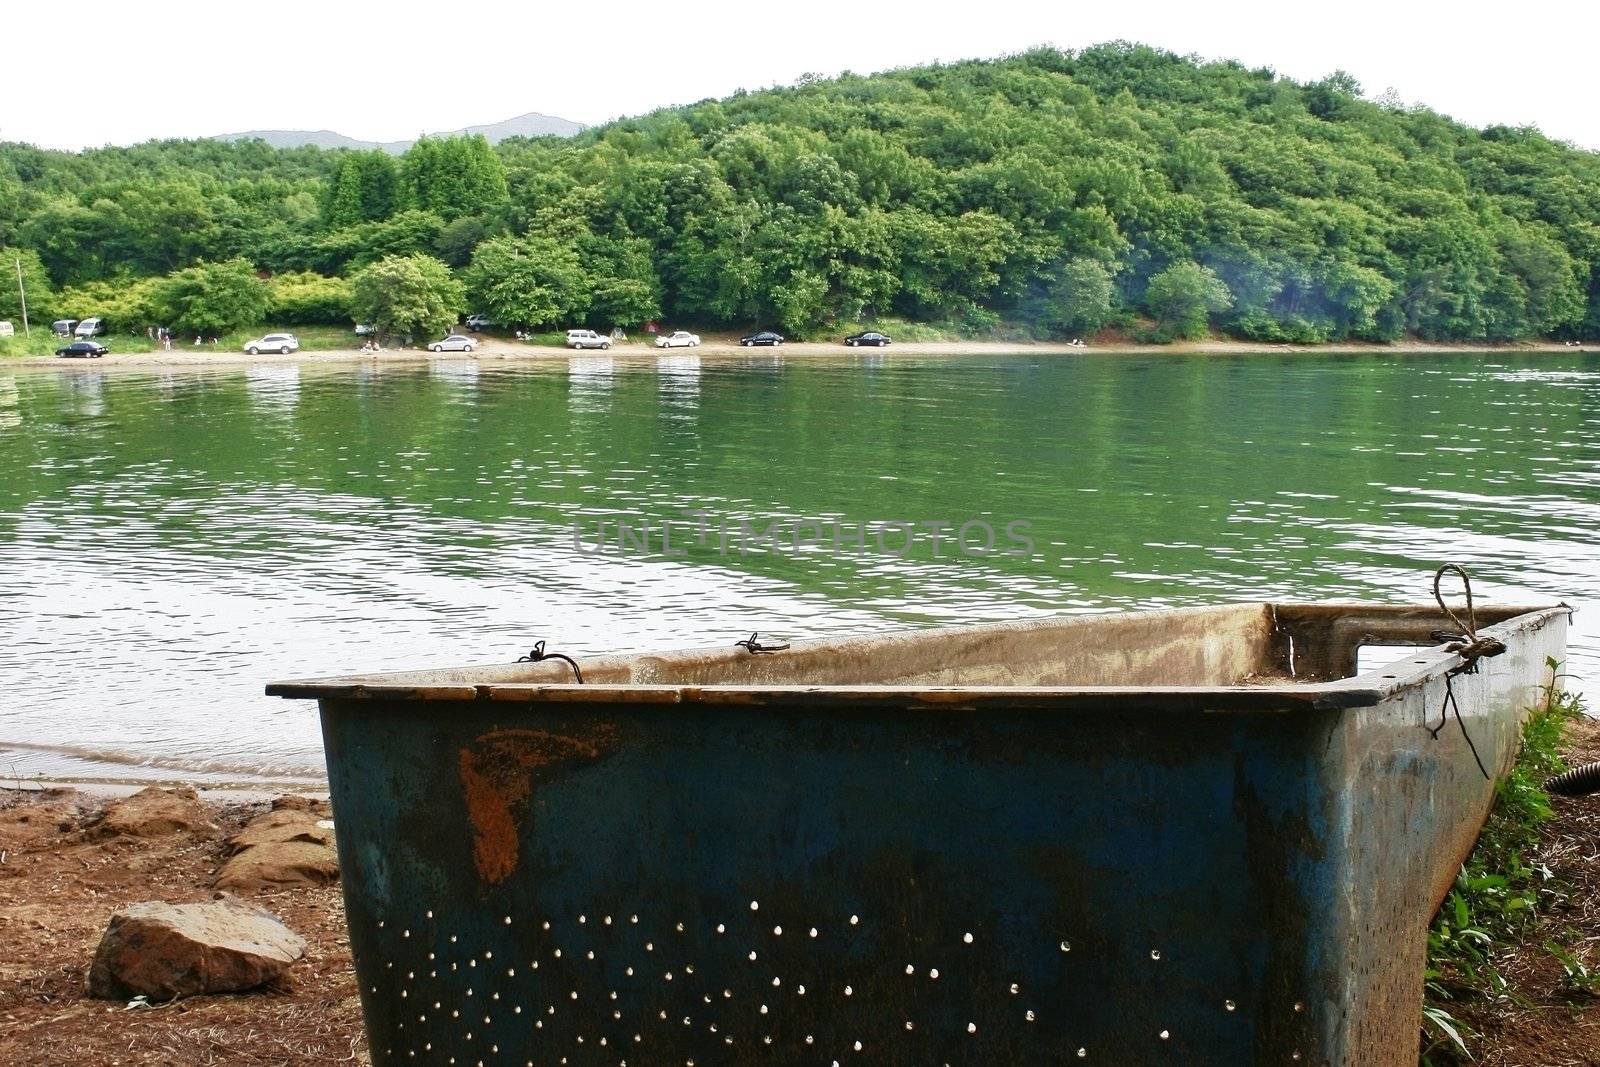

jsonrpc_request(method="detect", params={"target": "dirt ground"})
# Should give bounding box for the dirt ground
[0,790,365,1067]
[1,721,1597,1067]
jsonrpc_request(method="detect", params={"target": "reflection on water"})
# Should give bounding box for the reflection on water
[0,375,17,430]
[428,358,480,388]
[62,370,106,417]
[245,363,300,413]
[0,352,1596,781]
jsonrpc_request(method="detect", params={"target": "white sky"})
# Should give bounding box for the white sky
[4,0,1598,152]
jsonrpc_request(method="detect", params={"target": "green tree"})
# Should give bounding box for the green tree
[0,247,56,324]
[323,151,400,227]
[401,136,509,222]
[1032,258,1116,338]
[463,235,588,329]
[154,258,270,334]
[285,209,445,274]
[349,253,466,341]
[56,276,165,332]
[887,209,1015,321]
[1144,262,1232,340]
[1487,225,1584,339]
[1321,261,1398,341]
[579,234,662,327]
[434,214,504,268]
[267,271,354,324]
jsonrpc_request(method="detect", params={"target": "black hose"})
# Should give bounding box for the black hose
[1545,761,1600,797]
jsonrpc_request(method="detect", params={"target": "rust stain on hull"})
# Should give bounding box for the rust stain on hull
[458,726,617,885]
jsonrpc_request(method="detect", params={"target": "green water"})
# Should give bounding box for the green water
[1,351,1595,781]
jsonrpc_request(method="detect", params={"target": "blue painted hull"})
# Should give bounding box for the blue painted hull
[273,601,1568,1065]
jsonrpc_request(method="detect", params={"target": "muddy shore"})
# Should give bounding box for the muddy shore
[4,337,1589,372]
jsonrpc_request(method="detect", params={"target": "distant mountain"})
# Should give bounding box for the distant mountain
[212,111,585,153]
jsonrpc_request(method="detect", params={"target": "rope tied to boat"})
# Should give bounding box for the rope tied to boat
[517,640,584,683]
[735,632,790,655]
[1430,563,1507,668]
[1425,564,1504,779]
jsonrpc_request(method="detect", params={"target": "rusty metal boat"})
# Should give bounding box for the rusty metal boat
[269,597,1567,1065]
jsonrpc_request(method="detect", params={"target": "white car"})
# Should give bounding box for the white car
[654,330,701,349]
[566,329,612,350]
[244,332,299,355]
[428,334,478,353]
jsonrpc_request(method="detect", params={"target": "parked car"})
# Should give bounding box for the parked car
[51,319,78,337]
[243,332,300,355]
[74,317,105,338]
[654,330,701,349]
[56,340,108,358]
[354,323,376,336]
[740,330,785,347]
[845,331,891,347]
[465,314,496,331]
[566,329,612,350]
[428,334,478,353]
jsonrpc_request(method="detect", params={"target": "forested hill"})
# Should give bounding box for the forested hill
[3,43,1599,343]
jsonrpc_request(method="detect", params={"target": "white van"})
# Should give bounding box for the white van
[75,317,106,338]
[0,321,14,338]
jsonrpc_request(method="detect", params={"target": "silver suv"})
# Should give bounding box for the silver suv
[244,332,300,355]
[566,329,612,350]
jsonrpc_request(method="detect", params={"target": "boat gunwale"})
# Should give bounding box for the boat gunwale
[265,602,1569,712]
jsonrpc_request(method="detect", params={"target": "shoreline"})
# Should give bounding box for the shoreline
[3,337,1590,371]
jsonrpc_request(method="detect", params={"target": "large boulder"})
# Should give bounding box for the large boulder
[96,786,216,839]
[213,802,338,891]
[87,894,306,1001]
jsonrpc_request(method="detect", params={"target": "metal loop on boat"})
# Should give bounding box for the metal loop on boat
[517,640,584,683]
[735,632,790,655]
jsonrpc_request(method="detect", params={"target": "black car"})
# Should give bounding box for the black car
[845,331,891,347]
[56,341,108,358]
[739,330,785,347]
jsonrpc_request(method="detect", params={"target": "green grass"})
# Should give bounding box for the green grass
[1421,667,1589,1063]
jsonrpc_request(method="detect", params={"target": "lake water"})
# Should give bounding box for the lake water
[1,352,1596,783]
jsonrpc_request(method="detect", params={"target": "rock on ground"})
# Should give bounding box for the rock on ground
[86,893,306,1001]
[213,797,339,892]
[95,786,216,839]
